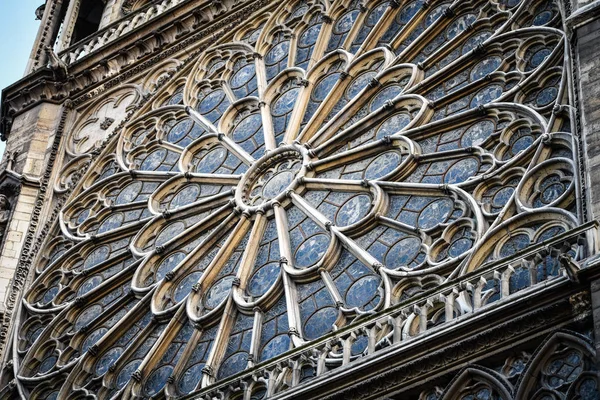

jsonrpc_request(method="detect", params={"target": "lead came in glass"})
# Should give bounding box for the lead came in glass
[18,0,582,396]
[204,276,235,309]
[335,194,372,226]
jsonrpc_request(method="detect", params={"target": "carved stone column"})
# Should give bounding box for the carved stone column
[25,0,66,73]
[56,0,82,52]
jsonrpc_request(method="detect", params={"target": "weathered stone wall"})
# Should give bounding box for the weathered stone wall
[0,103,62,311]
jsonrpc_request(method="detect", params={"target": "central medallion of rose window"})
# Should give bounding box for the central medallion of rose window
[236,146,307,210]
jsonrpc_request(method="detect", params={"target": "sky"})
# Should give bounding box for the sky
[0,2,42,158]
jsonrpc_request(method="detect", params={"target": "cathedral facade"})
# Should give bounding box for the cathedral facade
[0,0,599,398]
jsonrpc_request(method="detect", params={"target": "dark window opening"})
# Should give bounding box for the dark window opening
[71,0,105,44]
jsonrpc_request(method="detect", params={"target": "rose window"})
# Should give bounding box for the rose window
[14,0,581,399]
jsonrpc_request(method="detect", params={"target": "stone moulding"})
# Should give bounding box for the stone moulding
[178,222,597,399]
[2,0,598,398]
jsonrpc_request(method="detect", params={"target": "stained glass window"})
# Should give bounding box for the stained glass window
[15,0,580,398]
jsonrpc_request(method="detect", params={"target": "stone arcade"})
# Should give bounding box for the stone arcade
[0,0,600,399]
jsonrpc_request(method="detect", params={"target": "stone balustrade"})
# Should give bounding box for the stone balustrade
[182,222,598,400]
[58,0,186,65]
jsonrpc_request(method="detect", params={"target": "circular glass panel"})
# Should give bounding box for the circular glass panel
[385,237,421,268]
[248,262,280,297]
[304,307,337,340]
[196,147,227,173]
[204,276,235,309]
[418,199,453,229]
[335,195,372,226]
[295,234,329,268]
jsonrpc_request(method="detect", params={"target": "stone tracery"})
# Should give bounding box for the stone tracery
[10,0,584,398]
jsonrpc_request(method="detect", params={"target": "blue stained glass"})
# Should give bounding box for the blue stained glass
[347,72,377,98]
[261,334,290,360]
[263,171,295,198]
[365,151,401,179]
[346,276,380,308]
[144,365,174,395]
[265,41,289,64]
[243,26,262,44]
[444,158,479,184]
[335,194,372,226]
[313,73,340,102]
[299,24,321,47]
[82,328,108,352]
[95,347,124,376]
[536,86,558,107]
[179,362,204,394]
[425,4,448,25]
[470,85,503,108]
[290,4,309,19]
[76,304,103,330]
[219,351,249,378]
[447,237,472,258]
[529,48,551,70]
[533,10,553,25]
[233,114,262,142]
[230,65,255,88]
[170,185,200,208]
[248,262,280,297]
[295,234,329,268]
[45,392,58,400]
[400,1,421,23]
[541,182,564,204]
[140,149,167,170]
[334,10,359,34]
[98,213,124,234]
[174,272,202,303]
[117,359,142,389]
[156,222,185,247]
[537,226,565,243]
[500,234,529,257]
[470,56,502,81]
[204,276,235,309]
[508,266,530,293]
[196,147,227,173]
[41,284,59,304]
[167,120,191,143]
[77,209,90,224]
[578,378,600,400]
[273,88,300,115]
[116,182,143,204]
[156,252,186,281]
[370,86,403,111]
[503,0,521,8]
[351,335,369,355]
[418,199,453,229]
[460,120,495,147]
[376,113,411,138]
[304,307,337,339]
[492,187,514,208]
[26,325,44,344]
[84,246,110,269]
[251,388,267,400]
[511,135,534,154]
[198,91,225,114]
[38,355,57,374]
[447,14,477,40]
[385,237,421,268]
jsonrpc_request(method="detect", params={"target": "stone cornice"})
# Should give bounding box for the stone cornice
[0,0,271,140]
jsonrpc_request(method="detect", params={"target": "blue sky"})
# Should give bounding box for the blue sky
[0,2,42,157]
